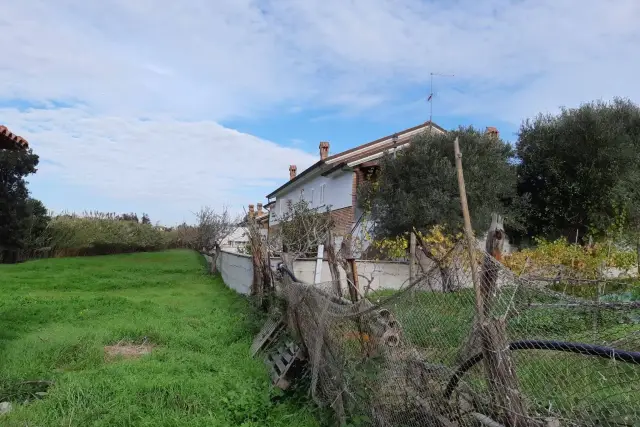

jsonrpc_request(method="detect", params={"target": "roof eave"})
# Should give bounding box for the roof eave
[265,160,324,198]
[0,126,29,151]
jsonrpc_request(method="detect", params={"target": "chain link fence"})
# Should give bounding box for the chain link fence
[260,241,640,426]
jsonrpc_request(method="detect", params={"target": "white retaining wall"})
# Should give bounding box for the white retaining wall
[216,250,253,295]
[214,249,411,295]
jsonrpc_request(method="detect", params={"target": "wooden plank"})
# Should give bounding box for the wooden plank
[314,244,324,284]
[270,368,281,384]
[282,349,294,363]
[273,354,287,374]
[262,338,305,390]
[264,356,274,369]
[251,319,283,356]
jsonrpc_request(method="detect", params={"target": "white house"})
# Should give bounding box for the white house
[265,122,451,249]
[220,227,249,252]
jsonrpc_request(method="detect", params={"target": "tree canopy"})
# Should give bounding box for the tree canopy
[361,126,520,238]
[0,148,41,254]
[517,98,640,241]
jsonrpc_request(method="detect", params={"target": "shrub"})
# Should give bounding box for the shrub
[503,238,636,279]
[44,213,173,257]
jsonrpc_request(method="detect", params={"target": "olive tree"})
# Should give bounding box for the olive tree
[360,126,520,289]
[517,98,640,242]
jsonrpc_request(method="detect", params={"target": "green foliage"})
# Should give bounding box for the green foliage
[0,148,40,256]
[43,212,173,256]
[0,250,321,426]
[517,98,640,240]
[503,238,637,279]
[361,126,520,239]
[22,198,50,250]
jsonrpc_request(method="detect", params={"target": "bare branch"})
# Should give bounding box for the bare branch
[193,206,241,254]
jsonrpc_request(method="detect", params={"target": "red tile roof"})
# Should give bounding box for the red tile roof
[0,125,29,150]
[266,121,446,198]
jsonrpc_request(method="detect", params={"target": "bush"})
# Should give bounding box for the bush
[44,213,173,257]
[503,238,636,279]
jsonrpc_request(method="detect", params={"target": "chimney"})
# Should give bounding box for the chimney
[248,204,255,218]
[486,126,499,139]
[319,141,330,160]
[289,165,297,180]
[257,203,263,215]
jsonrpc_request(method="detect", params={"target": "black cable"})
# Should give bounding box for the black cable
[277,263,298,282]
[279,262,640,402]
[444,340,640,399]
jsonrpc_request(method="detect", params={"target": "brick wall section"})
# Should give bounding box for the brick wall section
[352,169,364,221]
[269,170,359,238]
[269,207,353,239]
[330,206,354,236]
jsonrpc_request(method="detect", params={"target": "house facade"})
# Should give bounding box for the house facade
[265,121,448,244]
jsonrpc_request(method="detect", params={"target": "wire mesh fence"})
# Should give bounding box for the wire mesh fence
[261,241,640,427]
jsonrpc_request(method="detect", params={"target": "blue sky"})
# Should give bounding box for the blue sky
[2,0,640,225]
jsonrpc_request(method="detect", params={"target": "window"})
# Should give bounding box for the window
[320,184,326,204]
[310,188,315,206]
[300,188,304,201]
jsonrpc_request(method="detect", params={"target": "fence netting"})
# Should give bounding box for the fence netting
[264,242,640,426]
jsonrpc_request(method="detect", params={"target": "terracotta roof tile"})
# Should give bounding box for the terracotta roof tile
[0,125,29,150]
[266,121,446,198]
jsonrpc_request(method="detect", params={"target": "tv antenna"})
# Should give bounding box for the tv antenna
[428,72,455,126]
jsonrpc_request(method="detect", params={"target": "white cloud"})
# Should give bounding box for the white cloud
[2,107,317,220]
[2,0,639,121]
[1,0,640,222]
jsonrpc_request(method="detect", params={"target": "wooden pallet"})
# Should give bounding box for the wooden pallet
[251,318,284,357]
[264,341,302,390]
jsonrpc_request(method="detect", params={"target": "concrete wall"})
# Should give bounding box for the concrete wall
[216,250,253,295]
[215,249,411,295]
[274,257,411,292]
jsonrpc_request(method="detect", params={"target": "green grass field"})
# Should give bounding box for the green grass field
[0,250,320,427]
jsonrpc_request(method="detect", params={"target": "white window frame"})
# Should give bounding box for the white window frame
[310,188,315,206]
[320,184,326,204]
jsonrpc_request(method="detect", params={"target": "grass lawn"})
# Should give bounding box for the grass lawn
[0,250,321,427]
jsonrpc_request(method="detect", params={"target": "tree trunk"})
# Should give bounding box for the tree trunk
[414,235,454,292]
[409,232,416,283]
[637,239,640,278]
[210,244,220,274]
[251,246,264,298]
[438,263,454,292]
[325,230,343,297]
[462,214,530,426]
[281,252,295,282]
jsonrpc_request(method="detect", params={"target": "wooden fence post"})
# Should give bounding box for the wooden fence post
[325,230,343,297]
[409,232,416,284]
[314,244,325,285]
[454,137,530,426]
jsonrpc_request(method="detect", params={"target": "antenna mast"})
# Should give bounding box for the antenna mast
[429,72,454,127]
